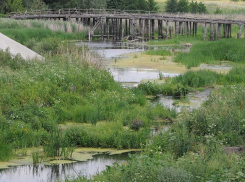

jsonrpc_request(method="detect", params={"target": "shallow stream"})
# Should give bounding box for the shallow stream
[0,40,230,181]
[0,153,131,182]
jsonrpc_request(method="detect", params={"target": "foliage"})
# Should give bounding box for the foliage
[177,0,189,13]
[137,81,189,97]
[175,39,245,68]
[214,7,223,14]
[172,70,221,88]
[165,0,207,13]
[68,84,245,182]
[0,22,179,160]
[2,0,24,13]
[0,19,87,46]
[165,0,178,13]
[107,0,159,11]
[145,49,171,56]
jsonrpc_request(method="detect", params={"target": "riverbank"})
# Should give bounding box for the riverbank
[1,18,245,182]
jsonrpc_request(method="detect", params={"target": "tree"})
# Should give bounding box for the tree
[107,0,158,11]
[165,0,178,13]
[12,0,23,11]
[189,0,198,14]
[2,0,24,13]
[147,0,159,11]
[177,0,189,13]
[198,2,207,13]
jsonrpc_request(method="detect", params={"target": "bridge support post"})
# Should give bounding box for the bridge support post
[166,20,169,39]
[229,24,232,38]
[223,24,226,38]
[210,23,213,40]
[179,22,182,35]
[203,23,207,40]
[87,18,91,26]
[101,18,105,40]
[214,23,218,40]
[185,22,188,35]
[195,22,197,36]
[175,21,178,37]
[145,19,150,40]
[150,19,155,40]
[183,22,186,35]
[125,19,128,36]
[244,25,245,39]
[192,22,195,36]
[227,24,230,38]
[112,19,116,40]
[237,24,242,38]
[139,19,143,37]
[158,20,163,39]
[119,18,123,40]
[106,18,110,40]
[115,19,118,40]
[218,23,222,39]
[129,19,134,39]
[189,22,192,36]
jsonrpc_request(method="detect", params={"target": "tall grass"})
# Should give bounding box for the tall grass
[0,19,87,47]
[0,38,177,160]
[0,18,88,34]
[175,39,245,68]
[68,85,245,182]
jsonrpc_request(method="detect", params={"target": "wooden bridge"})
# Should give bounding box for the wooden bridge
[7,9,245,41]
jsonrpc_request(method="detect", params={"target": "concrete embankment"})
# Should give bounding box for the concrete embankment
[0,33,43,60]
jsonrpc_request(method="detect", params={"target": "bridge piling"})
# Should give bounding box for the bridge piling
[106,18,109,39]
[203,23,207,40]
[210,23,213,41]
[150,19,155,39]
[218,23,222,39]
[119,18,123,40]
[166,20,169,39]
[145,19,150,40]
[175,21,178,37]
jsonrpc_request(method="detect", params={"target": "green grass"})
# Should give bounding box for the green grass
[0,18,87,46]
[0,36,176,160]
[67,84,245,182]
[145,49,171,56]
[175,39,245,68]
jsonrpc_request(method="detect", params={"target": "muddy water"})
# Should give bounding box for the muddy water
[76,41,181,84]
[76,41,145,59]
[0,153,131,182]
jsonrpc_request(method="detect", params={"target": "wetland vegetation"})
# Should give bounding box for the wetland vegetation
[1,1,245,179]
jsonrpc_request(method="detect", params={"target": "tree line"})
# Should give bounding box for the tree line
[0,0,207,15]
[0,0,159,14]
[165,0,207,14]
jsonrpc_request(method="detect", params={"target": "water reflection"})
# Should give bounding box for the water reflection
[153,89,211,112]
[76,41,145,59]
[110,67,179,83]
[0,153,130,182]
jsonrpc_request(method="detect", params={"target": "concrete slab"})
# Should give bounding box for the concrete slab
[0,33,43,61]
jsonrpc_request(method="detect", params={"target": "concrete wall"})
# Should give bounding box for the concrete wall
[0,33,43,61]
